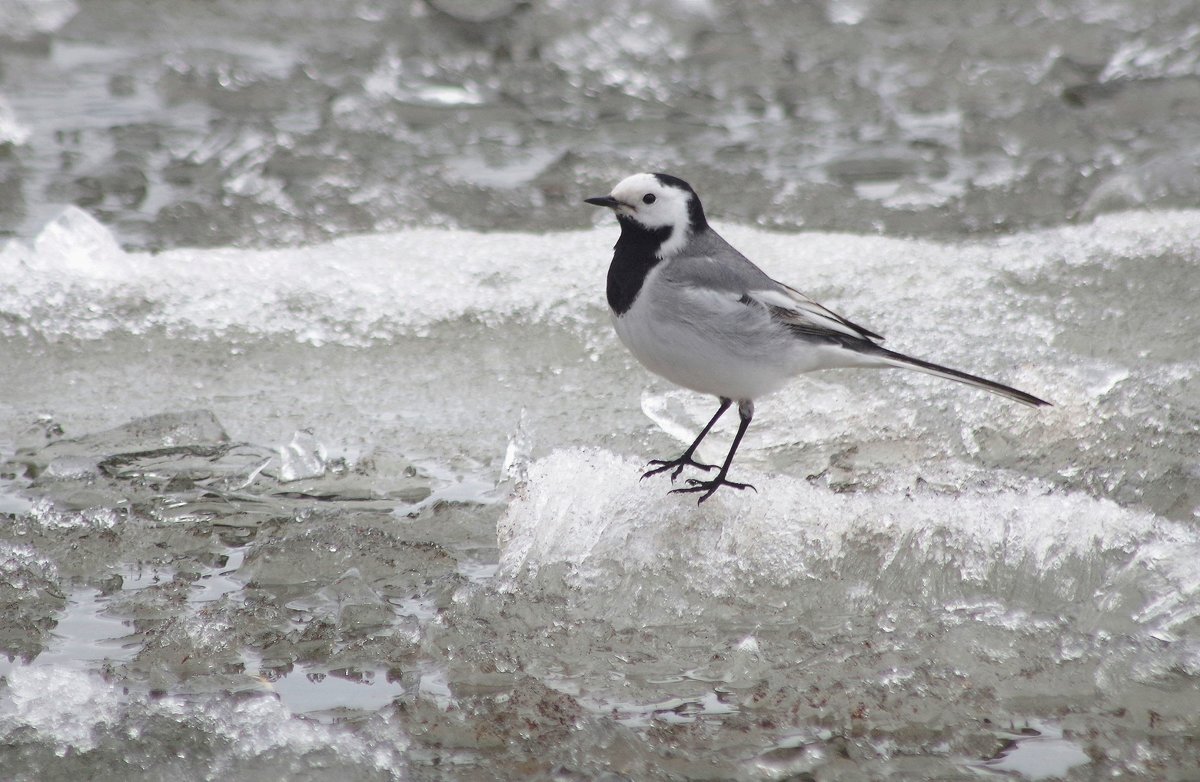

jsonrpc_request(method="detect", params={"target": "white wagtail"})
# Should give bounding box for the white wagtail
[586,172,1050,503]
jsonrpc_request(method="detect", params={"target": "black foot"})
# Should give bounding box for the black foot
[641,455,717,483]
[669,476,758,504]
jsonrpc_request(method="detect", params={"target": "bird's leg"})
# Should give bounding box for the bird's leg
[642,397,731,482]
[671,400,758,504]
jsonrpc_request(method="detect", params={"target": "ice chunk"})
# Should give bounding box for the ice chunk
[274,429,327,483]
[0,0,77,41]
[497,448,1200,630]
[0,665,408,772]
[10,410,229,481]
[502,409,532,484]
[0,667,113,752]
[750,738,829,780]
[1080,148,1200,217]
[29,206,125,276]
[5,411,432,527]
[0,543,64,661]
[0,97,31,147]
[1099,25,1200,82]
[287,567,393,631]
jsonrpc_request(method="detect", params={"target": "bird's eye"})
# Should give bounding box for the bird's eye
[642,193,656,205]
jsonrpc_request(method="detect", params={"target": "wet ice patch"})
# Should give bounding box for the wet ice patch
[5,410,432,522]
[0,543,64,661]
[32,588,136,671]
[979,721,1091,780]
[1080,148,1200,218]
[263,665,406,721]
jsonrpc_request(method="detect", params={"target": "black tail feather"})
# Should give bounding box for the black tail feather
[877,347,1051,408]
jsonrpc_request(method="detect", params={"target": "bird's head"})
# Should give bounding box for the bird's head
[586,173,708,257]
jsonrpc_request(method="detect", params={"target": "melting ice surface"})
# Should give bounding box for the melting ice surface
[2,207,1200,779]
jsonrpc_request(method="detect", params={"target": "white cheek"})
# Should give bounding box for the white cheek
[639,204,675,228]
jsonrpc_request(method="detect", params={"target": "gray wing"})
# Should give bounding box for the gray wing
[662,230,884,343]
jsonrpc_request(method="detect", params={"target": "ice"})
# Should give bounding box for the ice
[1080,148,1200,218]
[9,409,230,490]
[4,205,1198,620]
[0,543,64,662]
[4,410,433,527]
[288,567,393,631]
[4,204,1199,359]
[0,665,409,775]
[275,429,328,482]
[0,0,77,41]
[0,97,32,147]
[28,205,122,268]
[0,176,1198,782]
[1098,24,1200,82]
[979,721,1090,780]
[263,664,406,720]
[498,448,1200,631]
[2,2,1197,774]
[4,0,1200,248]
[750,737,829,780]
[0,208,604,344]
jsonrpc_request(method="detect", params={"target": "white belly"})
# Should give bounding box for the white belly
[612,286,796,401]
[610,264,887,400]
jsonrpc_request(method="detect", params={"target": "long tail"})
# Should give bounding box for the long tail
[875,346,1051,408]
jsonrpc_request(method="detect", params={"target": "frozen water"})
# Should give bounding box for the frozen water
[1080,147,1200,218]
[2,1,1200,776]
[4,202,1199,362]
[0,97,32,147]
[0,205,604,344]
[0,0,77,42]
[263,663,407,721]
[1,199,1199,777]
[497,447,1199,631]
[275,429,329,483]
[0,665,409,777]
[979,722,1091,780]
[4,0,1200,247]
[0,542,64,663]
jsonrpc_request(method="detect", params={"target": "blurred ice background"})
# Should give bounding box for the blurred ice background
[1,1,1198,779]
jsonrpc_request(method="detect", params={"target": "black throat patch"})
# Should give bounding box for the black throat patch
[606,216,672,315]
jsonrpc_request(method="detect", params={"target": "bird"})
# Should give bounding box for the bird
[585,172,1050,504]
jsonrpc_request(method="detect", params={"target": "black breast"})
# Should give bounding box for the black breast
[606,218,670,315]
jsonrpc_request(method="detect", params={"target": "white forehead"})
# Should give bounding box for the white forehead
[611,173,687,204]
